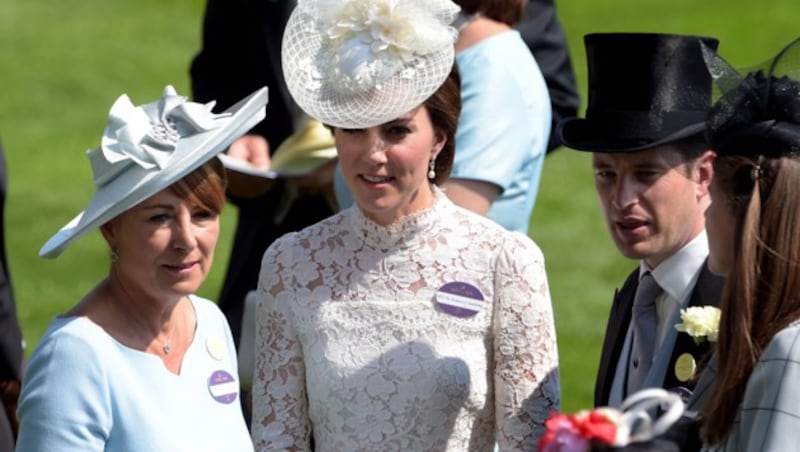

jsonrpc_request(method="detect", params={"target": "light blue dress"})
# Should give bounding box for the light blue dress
[16,295,253,452]
[333,30,550,234]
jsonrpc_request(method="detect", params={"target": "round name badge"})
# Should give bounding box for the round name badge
[674,353,697,383]
[208,370,238,404]
[206,336,227,361]
[435,282,485,318]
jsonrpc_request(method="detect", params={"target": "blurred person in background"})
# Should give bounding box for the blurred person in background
[0,138,23,452]
[190,0,337,353]
[440,0,552,232]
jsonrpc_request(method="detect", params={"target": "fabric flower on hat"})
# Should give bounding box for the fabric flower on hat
[39,85,267,259]
[674,305,721,345]
[89,85,230,188]
[317,0,458,94]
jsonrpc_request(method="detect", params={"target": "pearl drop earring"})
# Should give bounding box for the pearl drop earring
[428,158,436,180]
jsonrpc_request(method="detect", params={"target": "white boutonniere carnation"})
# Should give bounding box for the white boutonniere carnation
[674,306,721,345]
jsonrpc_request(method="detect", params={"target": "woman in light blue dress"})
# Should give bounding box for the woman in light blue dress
[16,85,267,451]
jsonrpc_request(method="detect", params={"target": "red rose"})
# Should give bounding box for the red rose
[574,409,618,444]
[539,409,619,452]
[539,412,591,452]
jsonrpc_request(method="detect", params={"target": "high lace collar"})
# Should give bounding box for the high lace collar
[349,186,452,251]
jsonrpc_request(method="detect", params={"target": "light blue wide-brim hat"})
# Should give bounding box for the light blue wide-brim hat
[39,85,269,258]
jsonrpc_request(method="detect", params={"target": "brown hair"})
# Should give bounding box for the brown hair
[424,63,461,185]
[702,154,800,444]
[168,157,228,215]
[454,0,527,26]
[663,133,711,177]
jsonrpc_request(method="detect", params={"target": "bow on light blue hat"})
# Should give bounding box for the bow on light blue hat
[39,85,268,258]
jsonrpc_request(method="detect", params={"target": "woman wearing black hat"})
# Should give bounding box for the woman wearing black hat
[698,36,800,451]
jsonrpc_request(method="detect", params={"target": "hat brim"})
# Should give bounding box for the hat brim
[557,117,707,153]
[39,87,268,258]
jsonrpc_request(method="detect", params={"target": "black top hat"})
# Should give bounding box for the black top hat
[558,33,719,152]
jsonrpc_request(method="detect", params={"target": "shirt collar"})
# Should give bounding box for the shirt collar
[640,231,709,303]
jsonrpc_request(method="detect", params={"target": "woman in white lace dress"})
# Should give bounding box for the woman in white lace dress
[251,1,560,450]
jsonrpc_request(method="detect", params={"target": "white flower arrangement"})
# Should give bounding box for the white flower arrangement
[317,0,458,93]
[674,306,721,345]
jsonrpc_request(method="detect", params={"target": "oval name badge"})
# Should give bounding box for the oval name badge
[674,353,697,383]
[435,282,485,318]
[208,369,238,404]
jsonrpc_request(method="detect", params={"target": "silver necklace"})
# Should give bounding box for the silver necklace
[110,292,178,355]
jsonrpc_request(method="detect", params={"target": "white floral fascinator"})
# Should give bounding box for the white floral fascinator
[40,85,268,258]
[282,0,460,128]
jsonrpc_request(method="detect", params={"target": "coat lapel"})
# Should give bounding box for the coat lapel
[594,261,724,407]
[594,269,638,407]
[661,262,724,393]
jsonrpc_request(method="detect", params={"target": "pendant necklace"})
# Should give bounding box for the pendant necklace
[110,292,178,356]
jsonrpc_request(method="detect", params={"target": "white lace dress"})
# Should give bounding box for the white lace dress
[252,191,560,451]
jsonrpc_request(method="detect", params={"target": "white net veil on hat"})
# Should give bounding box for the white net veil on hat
[282,0,459,129]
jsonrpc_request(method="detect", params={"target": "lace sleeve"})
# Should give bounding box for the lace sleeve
[252,238,312,452]
[493,234,560,450]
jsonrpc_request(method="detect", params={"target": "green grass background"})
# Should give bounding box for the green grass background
[1,0,797,413]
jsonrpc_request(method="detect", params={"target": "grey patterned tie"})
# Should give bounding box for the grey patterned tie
[627,272,661,396]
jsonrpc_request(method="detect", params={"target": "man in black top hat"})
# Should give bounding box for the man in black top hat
[557,33,724,410]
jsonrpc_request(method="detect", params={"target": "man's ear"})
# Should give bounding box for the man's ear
[696,149,717,197]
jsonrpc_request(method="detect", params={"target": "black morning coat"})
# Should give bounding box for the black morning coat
[594,261,724,407]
